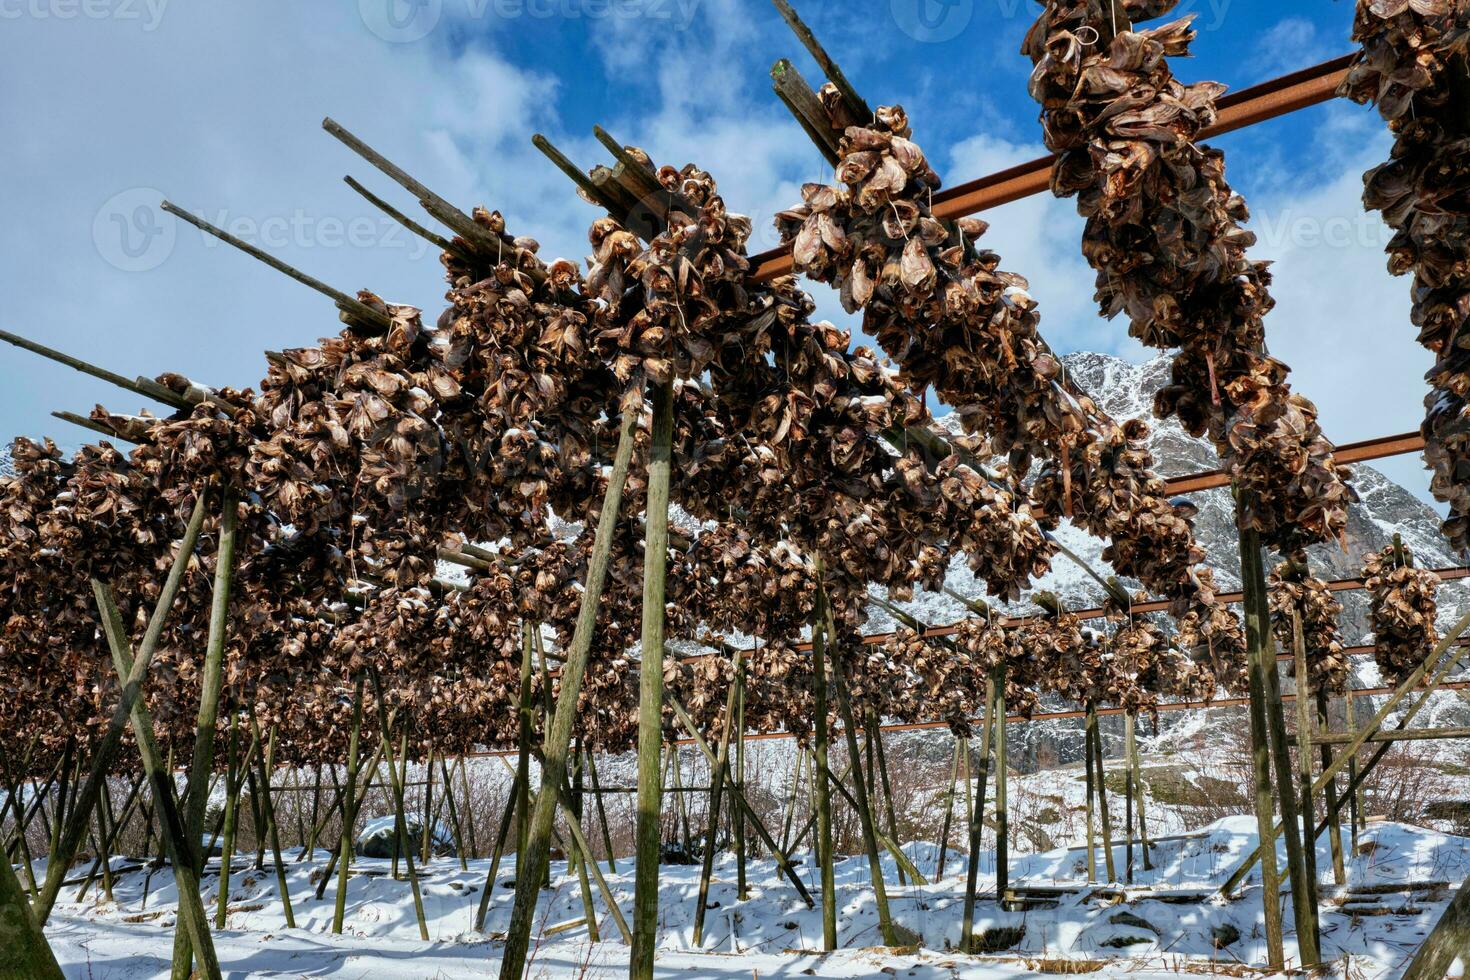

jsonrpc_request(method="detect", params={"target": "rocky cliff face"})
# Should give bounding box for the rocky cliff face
[0,445,11,478]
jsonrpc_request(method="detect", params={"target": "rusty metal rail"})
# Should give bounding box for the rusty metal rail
[749,54,1355,281]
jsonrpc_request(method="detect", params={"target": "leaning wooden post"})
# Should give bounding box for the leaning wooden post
[586,749,616,873]
[33,492,209,924]
[935,739,961,880]
[1089,703,1116,883]
[830,637,898,946]
[0,833,64,979]
[693,653,742,947]
[216,714,242,930]
[1124,713,1135,884]
[1344,689,1363,848]
[93,581,222,980]
[438,754,469,871]
[1085,711,1097,883]
[458,758,480,859]
[960,670,997,953]
[248,713,295,927]
[993,664,1009,903]
[733,665,749,899]
[810,579,837,950]
[474,767,521,931]
[331,676,366,935]
[497,383,641,980]
[630,376,675,980]
[1129,712,1152,871]
[869,711,905,886]
[171,487,238,980]
[1316,691,1346,886]
[1400,870,1470,980]
[370,668,429,941]
[1248,534,1319,966]
[1290,610,1322,917]
[1236,526,1286,970]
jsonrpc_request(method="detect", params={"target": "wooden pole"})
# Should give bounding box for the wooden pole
[693,654,741,947]
[0,832,64,979]
[1085,713,1096,883]
[961,671,997,953]
[1345,689,1363,848]
[458,757,481,859]
[93,580,222,980]
[370,671,429,941]
[1291,611,1322,925]
[474,772,521,932]
[869,711,905,886]
[1316,691,1346,886]
[75,773,146,903]
[331,676,366,935]
[631,378,674,980]
[1256,565,1319,966]
[778,749,804,856]
[1225,608,1470,893]
[1089,703,1116,883]
[1130,713,1152,871]
[0,739,41,896]
[34,492,209,925]
[733,666,749,899]
[497,384,640,980]
[160,202,391,332]
[248,714,295,927]
[1237,527,1286,969]
[1124,713,1135,884]
[830,640,898,946]
[994,665,1009,904]
[663,696,814,906]
[1399,872,1470,980]
[217,714,242,929]
[172,487,237,980]
[810,579,837,950]
[586,749,615,872]
[935,739,961,880]
[439,754,469,871]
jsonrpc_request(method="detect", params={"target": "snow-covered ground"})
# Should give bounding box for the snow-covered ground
[36,817,1468,979]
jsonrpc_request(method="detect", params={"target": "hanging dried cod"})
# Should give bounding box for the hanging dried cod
[1341,1,1470,550]
[1363,541,1440,684]
[1023,0,1356,554]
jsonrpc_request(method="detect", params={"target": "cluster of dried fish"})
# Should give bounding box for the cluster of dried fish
[774,81,1246,715]
[1268,561,1350,695]
[1341,0,1470,550]
[1363,542,1441,684]
[1023,1,1355,554]
[1106,592,1216,709]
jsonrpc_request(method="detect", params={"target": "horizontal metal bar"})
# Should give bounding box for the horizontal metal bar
[748,54,1354,281]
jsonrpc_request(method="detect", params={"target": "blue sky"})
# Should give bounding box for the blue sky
[0,0,1436,499]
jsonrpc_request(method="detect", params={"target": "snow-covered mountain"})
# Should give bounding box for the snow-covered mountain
[0,445,11,478]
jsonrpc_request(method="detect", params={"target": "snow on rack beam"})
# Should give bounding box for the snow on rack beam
[747,54,1355,281]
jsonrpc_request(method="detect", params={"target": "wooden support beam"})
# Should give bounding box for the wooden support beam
[161,201,392,333]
